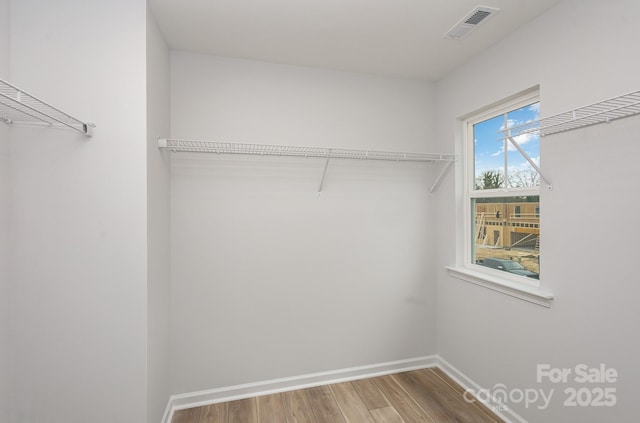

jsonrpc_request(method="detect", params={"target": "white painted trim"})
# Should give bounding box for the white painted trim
[446,266,553,308]
[162,355,527,423]
[161,356,437,423]
[160,400,173,423]
[436,356,527,423]
[460,89,542,289]
[160,355,534,423]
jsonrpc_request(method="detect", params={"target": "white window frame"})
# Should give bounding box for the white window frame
[447,89,554,307]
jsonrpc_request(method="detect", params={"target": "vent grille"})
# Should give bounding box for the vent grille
[465,10,492,25]
[444,6,500,40]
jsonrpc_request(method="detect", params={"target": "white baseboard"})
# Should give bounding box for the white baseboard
[436,356,527,423]
[162,355,438,423]
[162,355,528,423]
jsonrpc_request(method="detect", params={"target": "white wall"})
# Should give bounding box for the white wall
[435,0,640,421]
[146,7,172,423]
[0,0,11,420]
[9,1,149,422]
[170,52,439,394]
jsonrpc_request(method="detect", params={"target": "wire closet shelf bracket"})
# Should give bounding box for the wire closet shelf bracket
[158,138,456,194]
[0,79,94,136]
[499,90,640,191]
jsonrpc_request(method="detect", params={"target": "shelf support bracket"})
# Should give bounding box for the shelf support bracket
[317,149,331,195]
[0,79,94,137]
[428,160,454,194]
[507,135,553,191]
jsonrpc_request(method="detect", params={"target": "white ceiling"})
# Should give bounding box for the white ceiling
[149,0,562,81]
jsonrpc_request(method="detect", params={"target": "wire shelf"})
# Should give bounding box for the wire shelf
[0,79,93,136]
[505,90,640,138]
[158,138,456,163]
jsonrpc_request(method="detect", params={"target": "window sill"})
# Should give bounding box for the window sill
[445,266,554,308]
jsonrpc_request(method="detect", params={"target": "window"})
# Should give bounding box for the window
[465,91,541,284]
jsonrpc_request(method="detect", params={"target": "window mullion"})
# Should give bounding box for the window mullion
[503,113,508,188]
[470,188,539,199]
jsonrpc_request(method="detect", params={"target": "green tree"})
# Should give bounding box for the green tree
[475,170,504,190]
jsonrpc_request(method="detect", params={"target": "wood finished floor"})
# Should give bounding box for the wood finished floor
[172,368,503,423]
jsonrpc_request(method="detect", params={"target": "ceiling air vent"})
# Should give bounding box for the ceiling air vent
[444,6,500,40]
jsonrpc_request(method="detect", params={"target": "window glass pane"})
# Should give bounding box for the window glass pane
[473,115,505,189]
[506,103,540,188]
[472,196,540,279]
[473,102,541,190]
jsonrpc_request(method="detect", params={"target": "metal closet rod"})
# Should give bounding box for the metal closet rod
[505,89,640,138]
[498,89,640,192]
[157,138,456,163]
[158,138,456,194]
[0,79,94,137]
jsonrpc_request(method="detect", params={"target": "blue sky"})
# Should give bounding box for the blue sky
[474,102,540,187]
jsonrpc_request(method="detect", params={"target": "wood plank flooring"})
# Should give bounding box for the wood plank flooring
[172,368,503,423]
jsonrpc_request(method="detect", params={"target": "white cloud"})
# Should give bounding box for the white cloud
[528,103,540,116]
[508,133,538,150]
[500,119,518,131]
[500,117,539,134]
[491,133,539,157]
